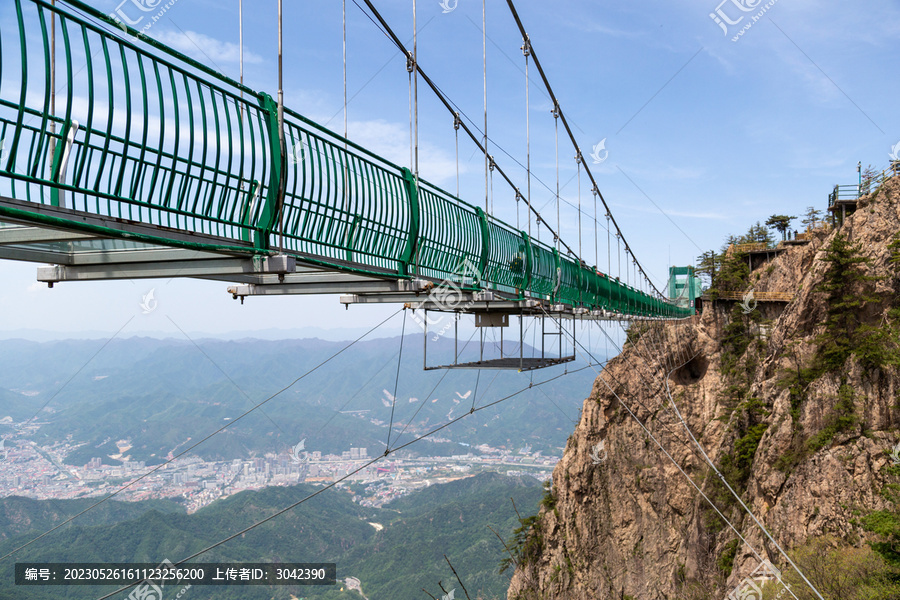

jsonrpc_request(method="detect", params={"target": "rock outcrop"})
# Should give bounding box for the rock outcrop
[508,177,900,599]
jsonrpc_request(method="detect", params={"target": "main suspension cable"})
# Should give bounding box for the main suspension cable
[504,0,663,297]
[356,0,581,262]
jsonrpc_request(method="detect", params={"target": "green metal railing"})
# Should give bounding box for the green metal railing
[0,0,691,319]
[827,185,861,208]
[859,162,900,197]
[828,162,900,209]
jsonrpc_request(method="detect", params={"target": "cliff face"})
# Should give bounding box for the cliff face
[508,176,900,599]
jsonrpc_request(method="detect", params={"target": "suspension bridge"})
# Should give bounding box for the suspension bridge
[0,0,694,371]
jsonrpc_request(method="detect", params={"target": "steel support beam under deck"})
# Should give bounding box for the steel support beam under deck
[228,278,430,297]
[0,226,96,245]
[38,255,296,283]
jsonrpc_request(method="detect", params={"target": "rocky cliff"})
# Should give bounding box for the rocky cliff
[508,176,900,599]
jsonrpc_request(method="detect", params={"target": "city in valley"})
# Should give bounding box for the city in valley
[0,419,557,512]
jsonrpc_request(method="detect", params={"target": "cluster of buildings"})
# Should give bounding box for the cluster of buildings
[0,433,557,511]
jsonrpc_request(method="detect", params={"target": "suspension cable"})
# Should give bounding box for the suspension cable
[490,155,495,216]
[482,0,488,213]
[593,187,598,269]
[523,34,531,238]
[343,0,347,139]
[576,151,582,258]
[516,189,520,230]
[413,0,418,181]
[553,101,560,252]
[454,111,460,197]
[606,211,610,276]
[504,0,664,298]
[352,0,658,293]
[617,233,621,280]
[407,51,413,172]
[239,0,243,118]
[342,0,350,222]
[356,0,578,260]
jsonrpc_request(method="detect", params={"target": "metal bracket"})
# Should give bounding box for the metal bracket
[475,313,508,327]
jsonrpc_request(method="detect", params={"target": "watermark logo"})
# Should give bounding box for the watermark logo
[590,139,608,164]
[890,141,900,163]
[590,439,608,465]
[710,0,760,34]
[739,289,757,314]
[140,288,158,314]
[438,0,458,13]
[126,558,191,600]
[710,0,778,41]
[290,140,306,165]
[727,578,764,600]
[890,441,900,465]
[289,438,307,464]
[728,559,784,600]
[441,589,456,600]
[107,14,139,44]
[750,559,781,582]
[109,0,180,42]
[410,258,482,340]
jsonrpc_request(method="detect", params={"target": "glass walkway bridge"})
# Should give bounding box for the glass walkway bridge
[0,0,692,369]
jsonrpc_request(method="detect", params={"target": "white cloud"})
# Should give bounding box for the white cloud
[347,119,465,185]
[151,30,263,66]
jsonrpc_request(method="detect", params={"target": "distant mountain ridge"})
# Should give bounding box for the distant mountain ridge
[0,334,601,465]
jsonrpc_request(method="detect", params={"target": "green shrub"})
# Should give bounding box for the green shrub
[806,383,858,453]
[760,537,900,599]
[717,539,740,576]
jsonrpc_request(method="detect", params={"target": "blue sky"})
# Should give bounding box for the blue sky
[1,0,898,339]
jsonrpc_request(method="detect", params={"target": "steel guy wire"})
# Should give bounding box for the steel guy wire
[92,361,597,600]
[582,336,795,599]
[165,316,288,437]
[0,307,405,564]
[385,310,408,451]
[604,318,814,600]
[21,315,134,427]
[540,311,805,600]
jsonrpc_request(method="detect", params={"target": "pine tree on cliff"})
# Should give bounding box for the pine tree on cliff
[816,231,894,372]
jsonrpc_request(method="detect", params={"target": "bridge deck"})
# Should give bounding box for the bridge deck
[426,356,577,372]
